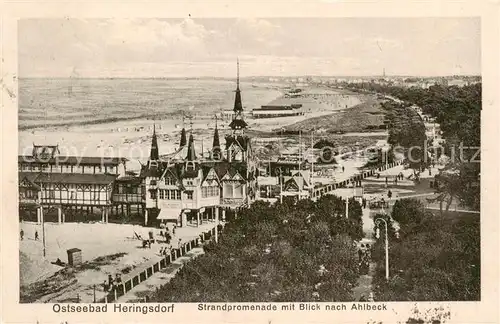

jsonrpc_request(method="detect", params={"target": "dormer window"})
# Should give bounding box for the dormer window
[186,161,196,171]
[150,179,157,186]
[150,161,158,168]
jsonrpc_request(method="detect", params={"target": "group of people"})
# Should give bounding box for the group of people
[358,244,372,275]
[19,229,38,241]
[103,273,122,292]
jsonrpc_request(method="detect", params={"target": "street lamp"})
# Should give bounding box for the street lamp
[375,217,389,281]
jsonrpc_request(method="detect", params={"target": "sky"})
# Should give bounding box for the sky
[18,17,481,78]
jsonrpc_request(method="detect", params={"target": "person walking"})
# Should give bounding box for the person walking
[20,229,24,240]
[388,190,392,199]
[34,231,39,241]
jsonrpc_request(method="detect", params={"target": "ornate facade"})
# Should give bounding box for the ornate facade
[140,60,256,226]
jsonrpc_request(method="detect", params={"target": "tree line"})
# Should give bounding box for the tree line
[371,198,480,301]
[344,82,481,211]
[152,196,363,302]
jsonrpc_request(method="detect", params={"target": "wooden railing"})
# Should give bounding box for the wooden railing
[311,160,405,199]
[95,226,219,303]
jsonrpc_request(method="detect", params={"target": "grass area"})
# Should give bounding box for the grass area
[283,96,387,134]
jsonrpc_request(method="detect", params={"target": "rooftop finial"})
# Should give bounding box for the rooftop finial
[237,57,240,89]
[215,114,218,129]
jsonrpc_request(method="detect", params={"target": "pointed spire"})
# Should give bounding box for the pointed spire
[150,123,159,161]
[236,57,240,90]
[233,59,243,113]
[179,128,187,148]
[212,115,221,159]
[186,133,196,161]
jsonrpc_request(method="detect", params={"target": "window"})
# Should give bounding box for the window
[48,190,55,199]
[202,187,207,198]
[150,190,157,199]
[41,164,50,172]
[176,190,181,200]
[92,191,99,201]
[70,191,76,199]
[159,189,164,199]
[186,191,193,200]
[96,166,103,173]
[186,180,193,186]
[165,177,175,185]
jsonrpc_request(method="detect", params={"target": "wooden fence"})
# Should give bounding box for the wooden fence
[311,160,405,199]
[96,226,219,303]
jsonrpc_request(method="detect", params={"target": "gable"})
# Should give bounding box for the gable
[284,178,300,192]
[222,172,232,181]
[20,177,35,188]
[232,172,243,181]
[202,168,220,186]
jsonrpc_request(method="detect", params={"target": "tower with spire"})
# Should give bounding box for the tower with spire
[211,115,222,160]
[228,58,248,133]
[225,59,251,163]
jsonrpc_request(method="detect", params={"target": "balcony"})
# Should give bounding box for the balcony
[112,194,144,204]
[19,197,40,206]
[221,197,245,207]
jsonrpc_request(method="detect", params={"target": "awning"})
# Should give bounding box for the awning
[157,207,182,220]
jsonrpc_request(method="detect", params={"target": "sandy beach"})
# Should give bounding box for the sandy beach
[19,79,366,171]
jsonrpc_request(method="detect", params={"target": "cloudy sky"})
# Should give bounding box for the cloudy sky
[19,17,480,78]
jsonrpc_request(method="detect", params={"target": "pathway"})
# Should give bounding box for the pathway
[117,247,205,302]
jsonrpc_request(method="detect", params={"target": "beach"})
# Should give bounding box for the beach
[19,78,365,171]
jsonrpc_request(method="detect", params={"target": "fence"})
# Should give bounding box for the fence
[311,160,405,199]
[95,226,219,303]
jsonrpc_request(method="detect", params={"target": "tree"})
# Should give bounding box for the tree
[152,194,363,302]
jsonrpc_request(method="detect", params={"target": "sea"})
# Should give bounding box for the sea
[18,78,283,130]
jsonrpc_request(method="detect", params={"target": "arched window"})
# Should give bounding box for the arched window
[186,161,196,171]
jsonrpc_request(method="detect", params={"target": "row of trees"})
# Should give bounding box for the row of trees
[371,198,480,301]
[152,196,363,302]
[346,82,481,211]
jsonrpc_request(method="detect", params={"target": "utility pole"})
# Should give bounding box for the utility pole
[298,130,302,200]
[41,204,46,257]
[375,217,389,280]
[345,198,349,219]
[310,128,314,195]
[215,207,219,243]
[279,168,283,204]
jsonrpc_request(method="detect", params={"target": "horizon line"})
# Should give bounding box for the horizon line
[19,74,482,79]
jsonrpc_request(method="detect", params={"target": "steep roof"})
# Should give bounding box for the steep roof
[229,119,248,130]
[179,128,187,148]
[18,155,127,166]
[186,134,196,161]
[149,124,159,161]
[34,173,118,185]
[225,135,250,150]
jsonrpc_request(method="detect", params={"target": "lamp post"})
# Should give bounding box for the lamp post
[375,217,389,280]
[279,168,283,204]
